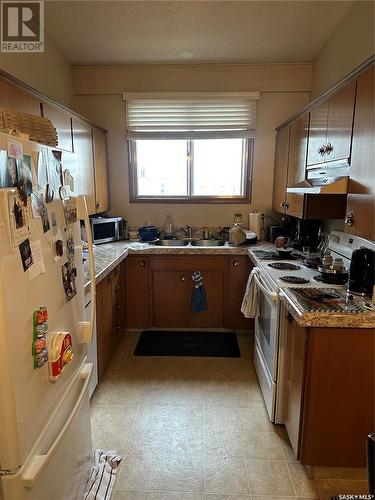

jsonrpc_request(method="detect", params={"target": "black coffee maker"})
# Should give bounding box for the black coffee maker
[348,248,375,297]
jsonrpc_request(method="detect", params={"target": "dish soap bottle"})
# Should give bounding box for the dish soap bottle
[164,214,174,239]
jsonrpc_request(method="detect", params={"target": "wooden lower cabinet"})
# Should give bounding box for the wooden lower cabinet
[283,310,307,457]
[152,270,188,327]
[125,254,253,330]
[227,256,254,329]
[281,304,374,467]
[125,255,151,328]
[96,262,125,378]
[150,256,225,328]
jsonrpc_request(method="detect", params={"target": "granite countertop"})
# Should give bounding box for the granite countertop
[83,241,129,293]
[83,239,268,293]
[280,288,375,328]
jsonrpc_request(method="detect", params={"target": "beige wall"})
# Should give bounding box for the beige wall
[0,32,73,107]
[311,0,375,98]
[73,63,311,227]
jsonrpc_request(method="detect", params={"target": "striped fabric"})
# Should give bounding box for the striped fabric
[241,268,260,318]
[83,450,122,500]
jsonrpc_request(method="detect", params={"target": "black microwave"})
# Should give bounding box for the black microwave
[90,217,123,244]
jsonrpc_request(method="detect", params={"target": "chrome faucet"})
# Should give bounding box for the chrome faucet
[180,225,193,238]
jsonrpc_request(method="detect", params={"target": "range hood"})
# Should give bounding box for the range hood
[287,160,350,195]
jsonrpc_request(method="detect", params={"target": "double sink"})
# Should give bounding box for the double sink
[154,239,225,247]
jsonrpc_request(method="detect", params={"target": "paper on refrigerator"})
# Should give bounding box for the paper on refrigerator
[28,239,45,281]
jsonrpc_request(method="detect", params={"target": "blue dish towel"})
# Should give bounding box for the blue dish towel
[191,271,208,314]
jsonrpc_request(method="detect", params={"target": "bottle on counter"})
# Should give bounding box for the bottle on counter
[163,214,174,239]
[233,213,243,226]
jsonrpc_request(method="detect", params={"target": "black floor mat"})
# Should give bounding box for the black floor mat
[134,331,241,357]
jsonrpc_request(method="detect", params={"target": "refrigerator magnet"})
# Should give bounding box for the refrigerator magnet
[19,239,33,271]
[61,261,77,301]
[51,212,58,235]
[40,197,50,233]
[63,169,74,192]
[7,139,23,160]
[48,332,73,381]
[31,192,43,218]
[17,155,33,196]
[34,348,48,369]
[63,197,77,225]
[66,232,75,263]
[8,192,29,248]
[0,151,18,188]
[53,230,64,262]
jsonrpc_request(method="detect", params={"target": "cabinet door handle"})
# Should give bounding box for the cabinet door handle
[318,145,326,156]
[96,202,102,210]
[345,212,354,226]
[325,142,333,155]
[284,202,289,209]
[139,260,146,267]
[280,202,285,208]
[232,260,240,267]
[181,276,187,281]
[115,285,120,291]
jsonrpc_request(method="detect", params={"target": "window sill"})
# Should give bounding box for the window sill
[129,196,251,204]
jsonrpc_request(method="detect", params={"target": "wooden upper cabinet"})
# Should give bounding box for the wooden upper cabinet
[41,102,73,152]
[307,81,356,167]
[348,66,374,195]
[287,113,309,187]
[92,128,109,213]
[285,113,309,218]
[272,125,290,213]
[307,101,328,166]
[72,118,96,215]
[345,65,375,240]
[0,80,12,109]
[10,87,41,115]
[325,80,356,163]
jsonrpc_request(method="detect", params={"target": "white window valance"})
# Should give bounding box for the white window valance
[123,92,260,139]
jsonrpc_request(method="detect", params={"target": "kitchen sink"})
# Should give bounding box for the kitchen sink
[154,239,189,246]
[190,240,225,246]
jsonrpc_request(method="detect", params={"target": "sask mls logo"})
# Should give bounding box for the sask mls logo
[1,1,44,52]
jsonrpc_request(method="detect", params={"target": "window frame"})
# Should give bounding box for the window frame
[128,138,254,204]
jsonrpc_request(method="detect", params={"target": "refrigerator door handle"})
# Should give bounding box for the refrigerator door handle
[22,363,93,489]
[76,195,96,344]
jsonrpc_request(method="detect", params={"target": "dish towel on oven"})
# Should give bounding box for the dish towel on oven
[241,268,260,318]
[191,271,208,314]
[84,449,122,500]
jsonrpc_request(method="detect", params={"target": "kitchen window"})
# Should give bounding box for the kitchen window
[124,93,259,203]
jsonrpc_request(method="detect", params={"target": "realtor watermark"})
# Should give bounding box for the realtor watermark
[1,1,44,52]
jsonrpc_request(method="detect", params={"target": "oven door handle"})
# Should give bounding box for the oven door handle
[253,271,279,302]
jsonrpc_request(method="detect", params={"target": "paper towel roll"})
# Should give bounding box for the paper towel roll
[249,212,262,239]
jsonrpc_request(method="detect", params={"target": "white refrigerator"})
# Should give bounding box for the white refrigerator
[0,132,96,500]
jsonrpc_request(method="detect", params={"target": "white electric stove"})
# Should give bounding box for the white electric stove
[249,230,374,423]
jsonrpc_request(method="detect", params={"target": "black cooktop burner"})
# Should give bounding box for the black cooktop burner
[268,263,301,271]
[313,274,348,285]
[279,276,310,284]
[253,250,299,261]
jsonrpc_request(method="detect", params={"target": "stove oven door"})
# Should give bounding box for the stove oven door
[253,271,279,379]
[253,271,280,421]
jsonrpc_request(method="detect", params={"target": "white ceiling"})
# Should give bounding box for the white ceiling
[45,0,354,66]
